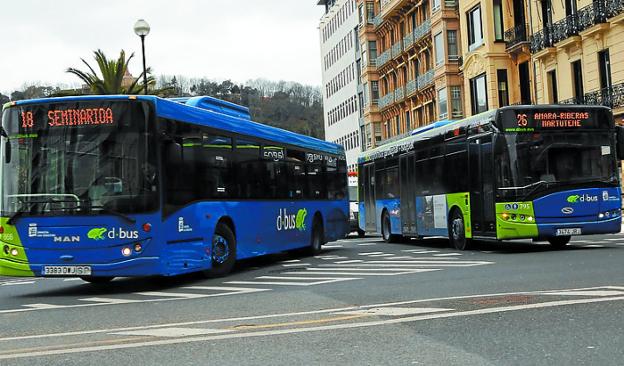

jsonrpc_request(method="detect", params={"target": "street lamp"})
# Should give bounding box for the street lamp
[133,19,151,95]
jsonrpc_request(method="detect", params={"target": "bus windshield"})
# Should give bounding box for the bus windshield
[495,131,618,200]
[1,101,158,217]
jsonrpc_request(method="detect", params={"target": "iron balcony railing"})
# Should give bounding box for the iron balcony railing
[395,86,405,102]
[373,15,383,27]
[530,0,624,53]
[558,82,624,109]
[504,23,528,49]
[403,32,414,50]
[376,49,392,68]
[417,70,434,89]
[413,19,432,42]
[391,40,403,58]
[379,91,395,109]
[406,79,417,96]
[381,0,394,10]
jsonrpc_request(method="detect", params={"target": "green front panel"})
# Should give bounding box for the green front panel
[0,218,35,277]
[495,202,539,240]
[446,192,472,239]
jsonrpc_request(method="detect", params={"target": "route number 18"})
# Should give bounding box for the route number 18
[21,111,34,128]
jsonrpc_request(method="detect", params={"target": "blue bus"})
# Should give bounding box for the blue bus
[358,105,623,250]
[0,95,349,282]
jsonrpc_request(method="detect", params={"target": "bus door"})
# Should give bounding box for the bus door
[468,134,496,235]
[400,154,417,235]
[363,163,377,231]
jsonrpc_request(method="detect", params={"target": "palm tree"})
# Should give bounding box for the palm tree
[67,49,155,94]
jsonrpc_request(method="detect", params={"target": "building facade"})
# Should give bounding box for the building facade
[355,0,464,145]
[318,0,364,173]
[528,0,624,122]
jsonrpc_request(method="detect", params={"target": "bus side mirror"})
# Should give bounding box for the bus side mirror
[617,126,624,161]
[1,127,10,164]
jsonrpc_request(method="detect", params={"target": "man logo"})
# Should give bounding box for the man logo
[561,207,574,215]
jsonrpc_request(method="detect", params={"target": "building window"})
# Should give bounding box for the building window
[469,74,488,115]
[385,121,390,138]
[572,60,584,103]
[366,2,375,23]
[447,30,458,61]
[434,32,444,66]
[598,49,612,90]
[467,6,483,51]
[369,41,377,62]
[493,0,504,41]
[451,86,462,118]
[363,82,369,105]
[371,81,379,101]
[406,111,411,131]
[438,87,448,119]
[395,116,401,136]
[433,0,441,12]
[497,69,509,107]
[547,70,558,104]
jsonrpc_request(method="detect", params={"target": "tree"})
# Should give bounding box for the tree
[67,49,154,94]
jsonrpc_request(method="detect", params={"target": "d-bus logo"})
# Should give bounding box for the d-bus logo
[276,208,307,231]
[87,227,139,240]
[516,114,528,127]
[567,194,598,203]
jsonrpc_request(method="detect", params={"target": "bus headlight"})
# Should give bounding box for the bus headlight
[527,216,534,222]
[121,247,132,257]
[501,213,510,221]
[10,248,19,257]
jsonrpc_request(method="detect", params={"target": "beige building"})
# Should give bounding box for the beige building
[357,0,463,145]
[529,0,624,122]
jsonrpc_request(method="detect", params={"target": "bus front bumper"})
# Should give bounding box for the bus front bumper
[536,216,622,238]
[0,257,162,278]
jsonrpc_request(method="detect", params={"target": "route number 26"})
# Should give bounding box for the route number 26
[21,111,34,129]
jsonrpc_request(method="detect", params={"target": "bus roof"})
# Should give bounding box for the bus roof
[358,109,496,164]
[6,95,343,156]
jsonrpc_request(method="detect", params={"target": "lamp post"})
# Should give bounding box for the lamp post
[133,19,151,95]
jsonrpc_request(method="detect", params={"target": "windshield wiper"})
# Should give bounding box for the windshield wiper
[93,207,136,224]
[7,211,27,226]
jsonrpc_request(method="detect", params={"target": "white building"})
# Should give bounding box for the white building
[318,0,362,174]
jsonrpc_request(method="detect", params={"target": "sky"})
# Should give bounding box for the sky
[0,0,326,94]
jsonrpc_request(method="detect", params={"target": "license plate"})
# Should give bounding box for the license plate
[43,266,92,276]
[556,228,582,236]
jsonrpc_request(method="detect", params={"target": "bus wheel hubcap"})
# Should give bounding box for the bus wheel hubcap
[212,235,229,264]
[453,219,463,240]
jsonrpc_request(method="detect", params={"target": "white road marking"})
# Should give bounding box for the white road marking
[334,260,364,264]
[1,285,617,343]
[282,263,311,267]
[4,294,623,360]
[79,298,143,304]
[540,290,624,297]
[21,304,65,310]
[1,281,35,286]
[301,269,441,276]
[63,278,82,282]
[582,245,605,248]
[356,243,378,246]
[303,267,435,272]
[323,245,344,248]
[358,252,384,255]
[337,307,453,316]
[433,253,462,257]
[604,238,623,241]
[280,260,301,263]
[367,253,395,257]
[362,260,492,267]
[401,250,439,254]
[111,327,234,337]
[134,291,209,299]
[225,277,358,286]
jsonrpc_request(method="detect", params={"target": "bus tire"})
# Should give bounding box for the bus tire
[449,209,470,250]
[357,229,366,238]
[205,222,237,278]
[80,276,114,284]
[307,217,324,255]
[548,236,571,249]
[381,211,399,243]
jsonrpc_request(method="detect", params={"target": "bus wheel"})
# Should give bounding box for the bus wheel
[205,223,237,277]
[548,236,571,249]
[381,212,398,243]
[357,229,366,238]
[80,276,114,284]
[449,210,470,250]
[307,218,324,255]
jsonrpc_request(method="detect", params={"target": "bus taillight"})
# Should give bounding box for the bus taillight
[0,226,4,234]
[142,223,152,233]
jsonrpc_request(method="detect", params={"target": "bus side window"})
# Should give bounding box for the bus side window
[200,134,233,199]
[307,163,325,199]
[235,138,262,199]
[163,121,201,214]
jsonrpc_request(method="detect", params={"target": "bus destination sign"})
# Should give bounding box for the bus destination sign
[20,107,115,130]
[501,109,605,133]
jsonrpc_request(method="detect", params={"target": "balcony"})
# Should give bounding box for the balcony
[391,40,403,59]
[395,86,405,102]
[413,19,432,43]
[417,70,434,90]
[373,15,383,27]
[504,24,528,50]
[379,91,395,109]
[558,82,624,109]
[403,32,415,51]
[530,0,624,54]
[406,79,417,96]
[376,49,392,68]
